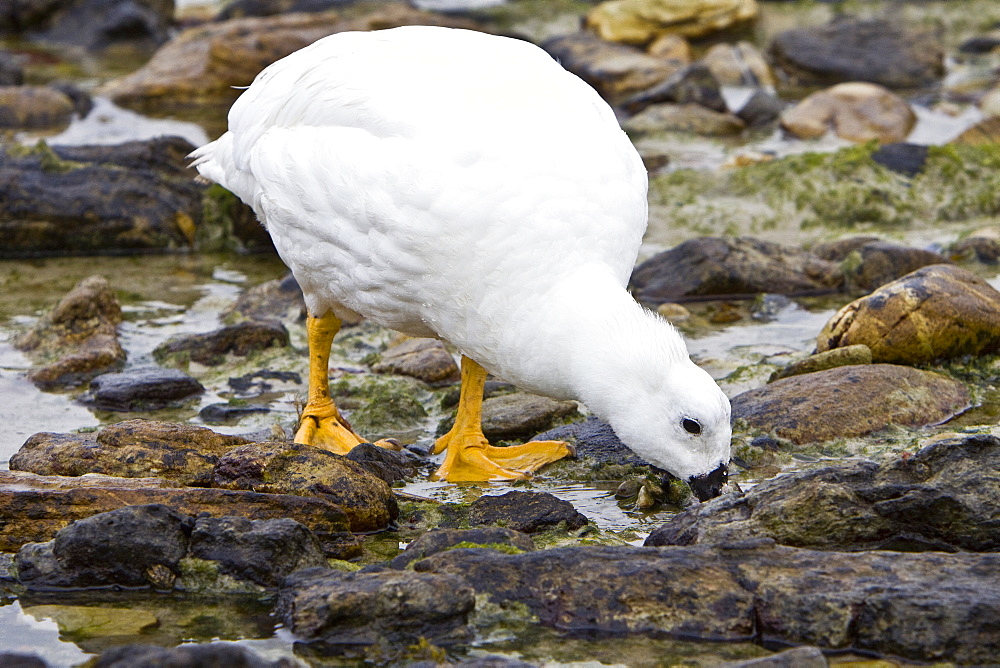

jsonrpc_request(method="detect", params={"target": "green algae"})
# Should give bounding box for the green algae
[444,541,526,556]
[175,558,266,596]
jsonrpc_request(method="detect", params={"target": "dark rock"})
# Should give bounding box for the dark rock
[533,416,645,467]
[373,337,459,383]
[951,230,1000,264]
[49,81,94,118]
[629,236,843,304]
[213,441,398,532]
[153,320,289,366]
[647,434,1000,553]
[770,18,944,88]
[813,239,948,292]
[416,543,1000,663]
[468,491,588,534]
[199,402,271,423]
[3,0,173,51]
[0,469,360,558]
[222,272,304,323]
[93,643,289,668]
[0,85,74,128]
[736,89,783,127]
[816,264,1000,363]
[188,516,326,587]
[0,50,25,85]
[83,366,204,411]
[390,527,535,570]
[0,653,47,668]
[541,32,681,103]
[13,275,125,389]
[10,419,249,485]
[732,364,969,445]
[344,442,420,486]
[228,369,302,397]
[217,0,348,20]
[16,504,192,589]
[277,567,474,648]
[870,142,929,177]
[620,63,726,115]
[958,35,1000,54]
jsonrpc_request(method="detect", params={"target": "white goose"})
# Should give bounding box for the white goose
[191,26,732,500]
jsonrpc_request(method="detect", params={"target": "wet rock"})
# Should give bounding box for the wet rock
[816,264,1000,363]
[533,415,644,467]
[541,32,681,103]
[475,392,580,442]
[188,516,326,587]
[870,142,929,177]
[416,542,1000,663]
[0,85,75,128]
[620,63,726,115]
[13,275,125,389]
[721,647,828,668]
[390,527,535,570]
[99,4,481,111]
[0,469,360,558]
[348,380,428,440]
[1,0,174,51]
[622,103,745,137]
[951,227,1000,264]
[735,89,783,127]
[780,82,916,144]
[16,504,192,589]
[93,643,289,668]
[768,344,871,382]
[770,18,944,88]
[0,137,234,256]
[344,442,419,486]
[10,419,250,485]
[958,34,1000,54]
[153,320,289,366]
[731,364,970,444]
[812,239,948,292]
[277,567,474,648]
[0,654,46,668]
[585,0,759,44]
[648,433,1000,553]
[199,402,270,423]
[217,0,346,20]
[82,366,204,411]
[222,272,305,323]
[228,369,302,397]
[213,441,398,532]
[629,236,843,304]
[469,491,589,533]
[700,42,774,88]
[372,337,459,384]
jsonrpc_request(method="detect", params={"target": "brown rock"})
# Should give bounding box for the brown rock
[221,272,306,323]
[622,102,745,136]
[153,320,289,366]
[951,116,1000,145]
[646,33,690,61]
[780,82,916,144]
[700,41,774,87]
[731,364,970,444]
[768,344,872,382]
[813,239,949,292]
[816,264,1000,363]
[585,0,759,45]
[373,337,460,384]
[0,470,360,558]
[0,86,74,128]
[480,392,580,442]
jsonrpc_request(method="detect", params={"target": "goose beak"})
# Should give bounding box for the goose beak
[688,462,728,502]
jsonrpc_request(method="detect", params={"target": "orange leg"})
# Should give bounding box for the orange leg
[432,356,573,482]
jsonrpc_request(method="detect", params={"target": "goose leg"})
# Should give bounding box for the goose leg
[294,311,400,454]
[432,355,573,481]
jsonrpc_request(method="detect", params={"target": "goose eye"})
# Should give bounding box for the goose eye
[681,417,702,435]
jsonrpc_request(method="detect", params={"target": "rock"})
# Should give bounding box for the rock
[372,337,459,384]
[199,402,271,423]
[82,366,204,411]
[217,0,345,20]
[13,275,125,389]
[622,103,745,137]
[277,567,474,648]
[16,504,192,589]
[951,116,1000,145]
[222,272,305,323]
[870,142,929,177]
[585,0,759,44]
[731,364,970,444]
[389,527,535,570]
[0,137,249,256]
[812,239,948,292]
[1,0,174,51]
[188,516,327,587]
[10,419,250,486]
[780,82,916,144]
[417,542,1000,663]
[980,87,1000,118]
[541,32,681,103]
[153,320,289,366]
[468,491,589,533]
[227,369,302,397]
[735,89,783,127]
[722,647,827,668]
[99,4,481,111]
[0,469,360,558]
[816,264,1000,363]
[620,63,726,115]
[647,433,1000,553]
[0,85,75,128]
[951,227,1000,264]
[768,344,871,382]
[0,654,46,668]
[646,33,690,61]
[534,415,645,467]
[769,18,944,88]
[93,643,288,668]
[348,381,428,440]
[0,50,25,85]
[474,392,580,442]
[629,236,843,304]
[700,41,774,88]
[344,442,419,486]
[213,441,398,532]
[958,34,1000,54]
